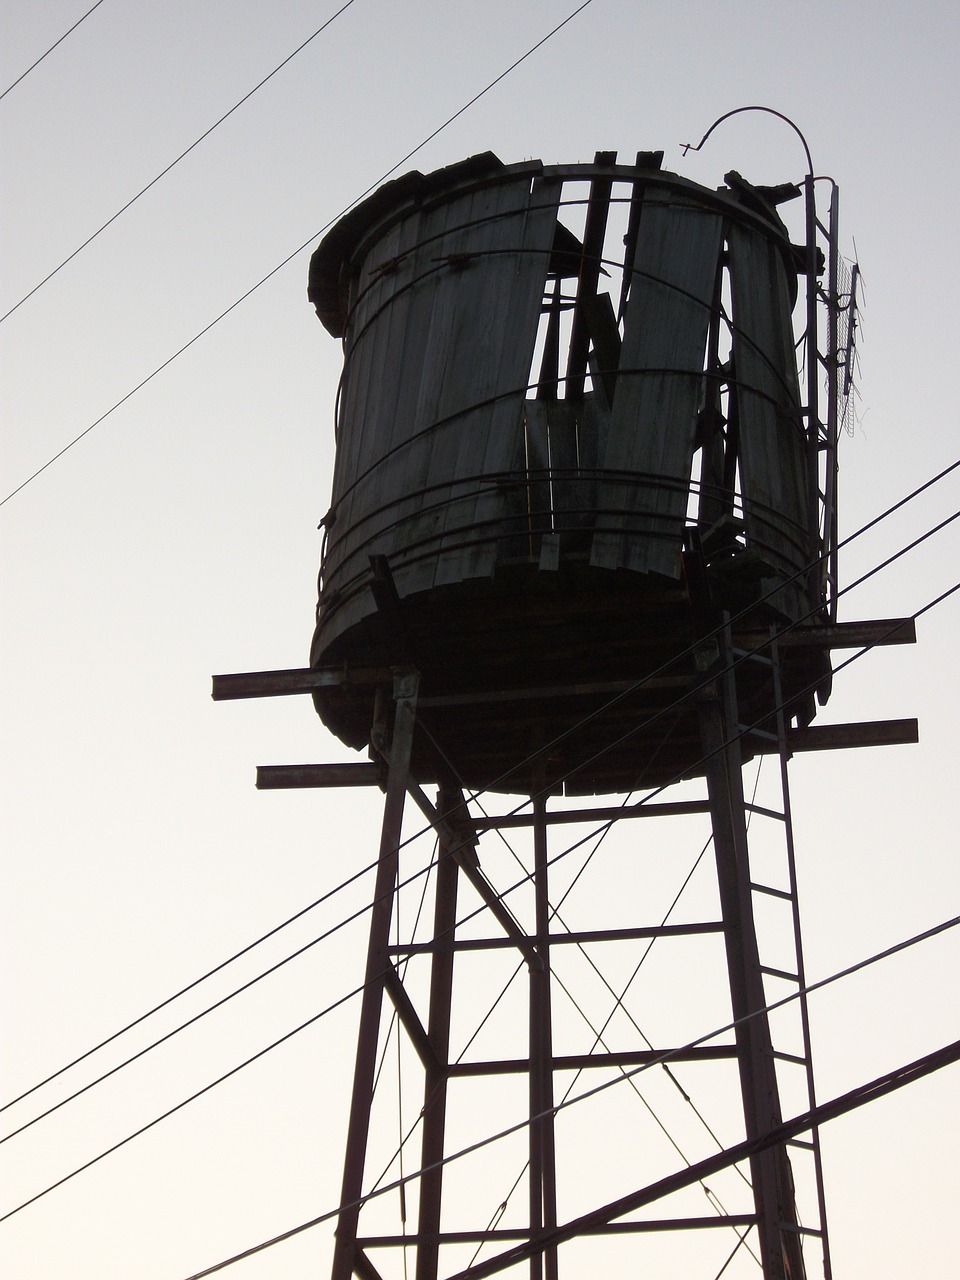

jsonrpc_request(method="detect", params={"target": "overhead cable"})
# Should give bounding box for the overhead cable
[0,869,391,1145]
[0,1,107,103]
[0,975,369,1226]
[0,0,596,506]
[0,853,379,1115]
[174,911,960,1279]
[6,469,957,1132]
[4,572,958,1228]
[0,0,359,322]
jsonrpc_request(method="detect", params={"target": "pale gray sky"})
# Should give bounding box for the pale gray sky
[2,2,959,1277]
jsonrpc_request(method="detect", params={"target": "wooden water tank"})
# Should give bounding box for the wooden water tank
[307,152,831,793]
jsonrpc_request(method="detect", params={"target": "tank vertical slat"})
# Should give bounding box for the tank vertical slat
[564,155,615,404]
[590,193,722,578]
[325,205,426,613]
[523,401,553,547]
[727,223,808,616]
[574,393,611,538]
[368,188,478,598]
[432,177,560,584]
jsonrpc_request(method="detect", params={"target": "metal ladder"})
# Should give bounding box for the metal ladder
[732,626,833,1280]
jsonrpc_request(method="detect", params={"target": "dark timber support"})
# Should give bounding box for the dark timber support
[529,793,559,1280]
[415,783,462,1280]
[331,669,420,1280]
[565,151,615,403]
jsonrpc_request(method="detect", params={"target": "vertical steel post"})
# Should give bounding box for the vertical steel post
[414,783,462,1280]
[332,670,420,1280]
[529,794,559,1280]
[804,171,822,613]
[824,184,841,622]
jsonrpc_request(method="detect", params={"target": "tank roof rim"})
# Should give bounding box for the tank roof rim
[307,152,801,337]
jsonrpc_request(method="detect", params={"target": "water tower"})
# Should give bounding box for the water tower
[215,140,917,1278]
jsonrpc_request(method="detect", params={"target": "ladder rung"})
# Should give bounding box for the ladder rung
[778,1222,824,1238]
[750,882,793,901]
[744,802,786,821]
[761,964,800,982]
[772,1049,808,1066]
[788,1138,816,1151]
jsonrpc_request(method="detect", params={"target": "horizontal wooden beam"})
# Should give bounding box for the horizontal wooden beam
[734,616,916,651]
[256,763,381,789]
[418,673,690,709]
[212,664,393,701]
[785,717,918,753]
[211,619,915,703]
[209,614,916,706]
[252,719,916,792]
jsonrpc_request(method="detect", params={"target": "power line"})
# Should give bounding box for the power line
[174,910,960,1279]
[0,972,370,1226]
[0,1,107,103]
[0,0,360,323]
[0,0,596,507]
[6,464,956,1132]
[0,869,385,1145]
[5,566,957,1229]
[0,853,379,1115]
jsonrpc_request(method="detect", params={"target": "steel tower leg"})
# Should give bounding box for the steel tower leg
[414,783,461,1280]
[529,794,559,1280]
[331,671,420,1280]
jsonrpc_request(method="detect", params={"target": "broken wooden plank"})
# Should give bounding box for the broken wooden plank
[591,193,723,578]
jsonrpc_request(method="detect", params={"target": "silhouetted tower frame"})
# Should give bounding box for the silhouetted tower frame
[214,148,917,1279]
